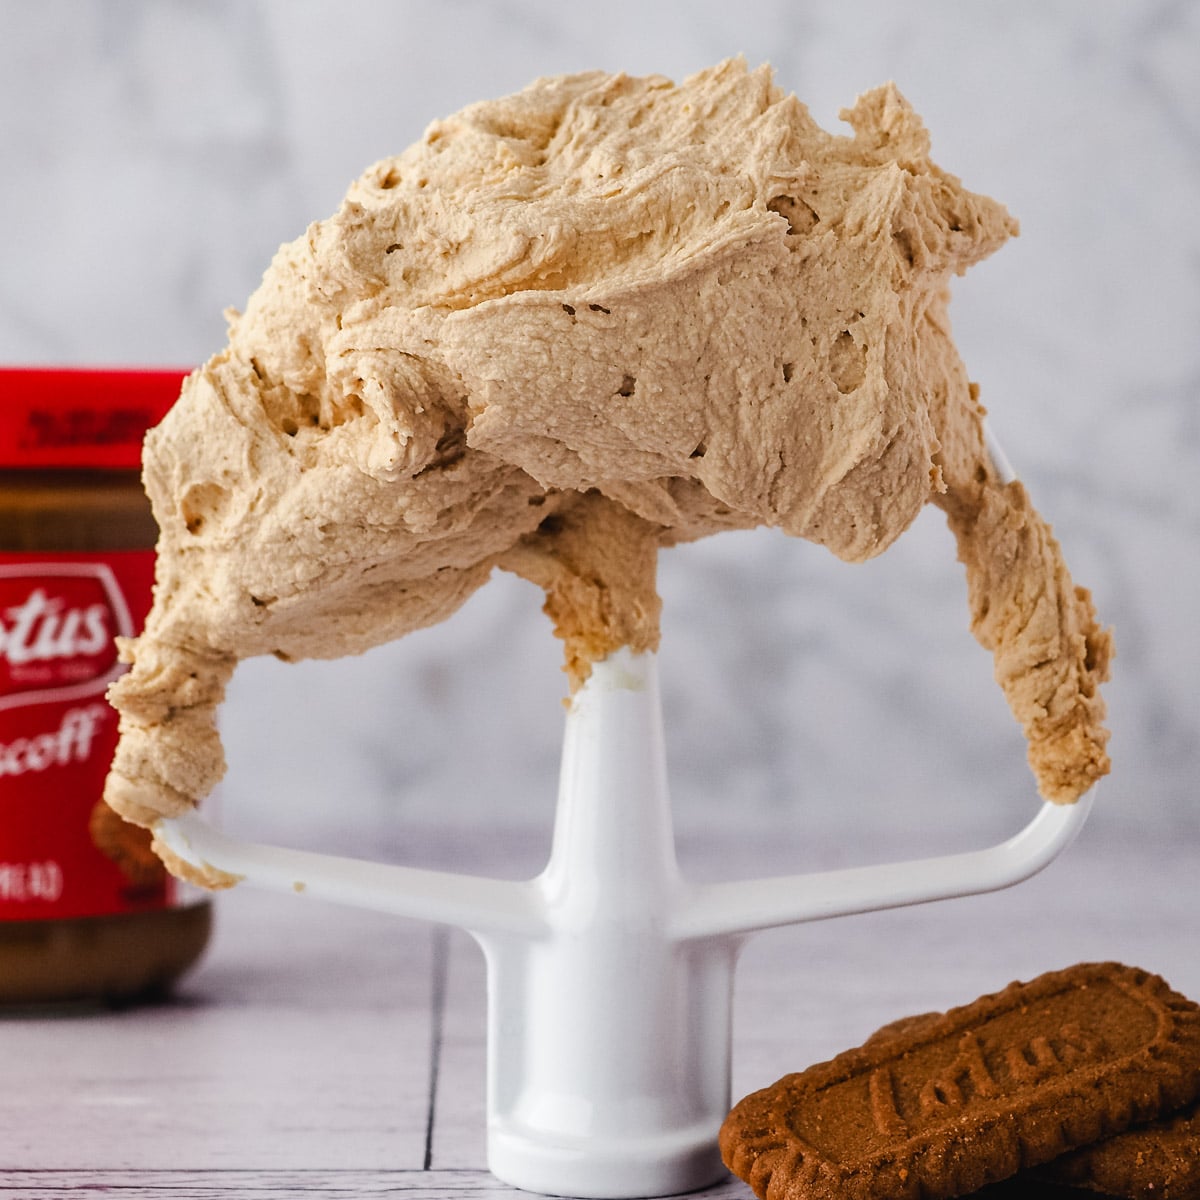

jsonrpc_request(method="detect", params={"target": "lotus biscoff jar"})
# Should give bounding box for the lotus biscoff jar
[0,367,211,1005]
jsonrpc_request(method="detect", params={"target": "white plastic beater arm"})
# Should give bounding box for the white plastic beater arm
[670,789,1093,941]
[155,811,545,938]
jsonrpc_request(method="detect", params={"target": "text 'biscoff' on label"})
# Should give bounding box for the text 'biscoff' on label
[0,702,109,777]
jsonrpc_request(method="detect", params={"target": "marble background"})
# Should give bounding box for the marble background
[1,0,1196,876]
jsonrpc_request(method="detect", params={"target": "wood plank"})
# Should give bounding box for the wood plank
[0,1169,750,1198]
[0,889,437,1171]
[430,930,488,1170]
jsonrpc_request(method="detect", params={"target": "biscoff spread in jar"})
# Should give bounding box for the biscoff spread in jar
[0,367,211,1005]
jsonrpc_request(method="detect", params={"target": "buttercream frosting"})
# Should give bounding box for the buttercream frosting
[103,60,1112,884]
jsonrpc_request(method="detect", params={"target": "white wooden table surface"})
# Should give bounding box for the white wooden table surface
[0,813,1195,1199]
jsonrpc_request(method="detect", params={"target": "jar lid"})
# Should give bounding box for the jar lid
[0,366,190,470]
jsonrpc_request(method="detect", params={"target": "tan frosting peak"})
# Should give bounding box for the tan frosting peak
[104,60,1111,870]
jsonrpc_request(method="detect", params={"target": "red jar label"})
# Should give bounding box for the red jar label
[0,551,177,919]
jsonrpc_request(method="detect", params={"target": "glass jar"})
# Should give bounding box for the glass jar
[0,367,212,1005]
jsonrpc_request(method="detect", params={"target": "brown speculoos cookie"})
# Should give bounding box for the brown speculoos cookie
[1038,1101,1200,1199]
[719,964,1200,1200]
[968,1179,1122,1198]
[866,1005,1200,1198]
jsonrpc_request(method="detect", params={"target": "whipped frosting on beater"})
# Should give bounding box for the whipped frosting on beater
[104,60,1112,882]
